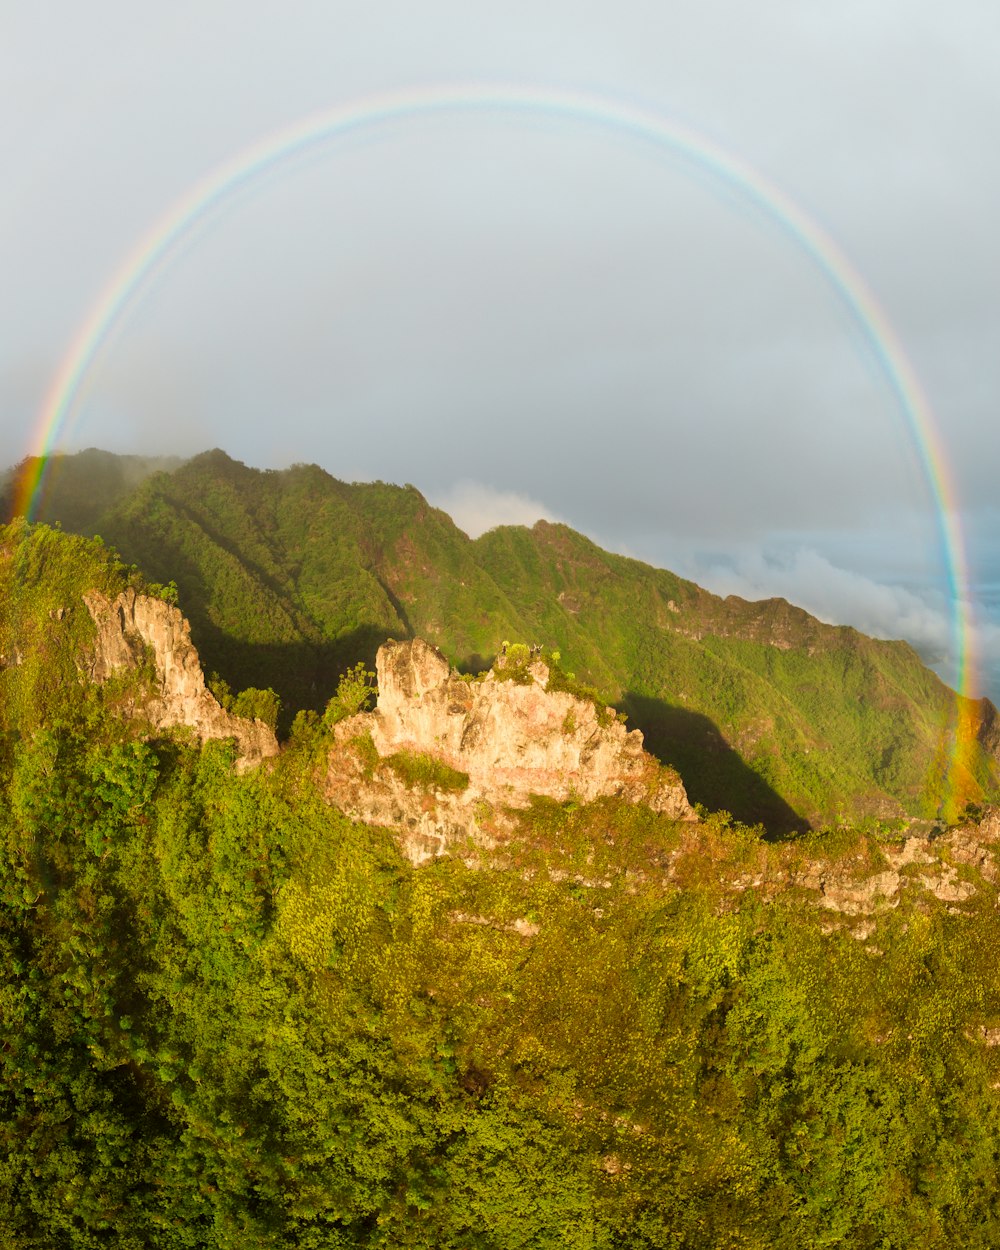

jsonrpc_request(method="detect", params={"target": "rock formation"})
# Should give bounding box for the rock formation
[82,588,279,768]
[693,807,1000,931]
[326,638,695,864]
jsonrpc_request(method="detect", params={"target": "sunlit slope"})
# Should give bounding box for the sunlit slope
[11,448,999,828]
[8,520,1000,1245]
[474,522,995,827]
[0,520,143,737]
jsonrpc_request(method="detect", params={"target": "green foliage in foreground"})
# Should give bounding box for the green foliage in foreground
[4,698,1000,1247]
[208,673,282,731]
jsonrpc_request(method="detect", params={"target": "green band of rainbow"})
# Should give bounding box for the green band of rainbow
[16,83,974,718]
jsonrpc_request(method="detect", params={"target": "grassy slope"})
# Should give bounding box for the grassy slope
[472,522,987,826]
[8,448,998,828]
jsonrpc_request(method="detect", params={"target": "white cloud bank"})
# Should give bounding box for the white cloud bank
[430,479,565,539]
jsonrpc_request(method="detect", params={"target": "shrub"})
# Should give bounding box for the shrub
[231,686,281,730]
[545,657,620,727]
[323,662,377,728]
[384,750,469,793]
[145,579,179,605]
[494,641,534,685]
[208,672,234,710]
[350,732,380,780]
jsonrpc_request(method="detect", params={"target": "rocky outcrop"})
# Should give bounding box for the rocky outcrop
[82,589,278,769]
[372,639,692,813]
[765,814,1000,919]
[326,638,695,864]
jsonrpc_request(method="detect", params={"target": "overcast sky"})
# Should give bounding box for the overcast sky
[3,3,999,697]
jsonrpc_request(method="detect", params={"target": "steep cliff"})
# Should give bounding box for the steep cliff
[82,588,279,768]
[326,638,695,863]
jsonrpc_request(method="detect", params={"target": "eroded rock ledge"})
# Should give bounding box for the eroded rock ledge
[82,588,279,769]
[326,638,695,864]
[674,807,1000,935]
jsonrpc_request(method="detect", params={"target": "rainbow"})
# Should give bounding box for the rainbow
[15,83,976,794]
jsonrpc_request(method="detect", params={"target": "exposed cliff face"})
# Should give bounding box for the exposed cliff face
[326,638,695,864]
[82,588,278,768]
[376,639,694,813]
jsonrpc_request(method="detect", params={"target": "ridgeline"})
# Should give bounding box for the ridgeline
[4,516,1000,1246]
[7,446,1000,832]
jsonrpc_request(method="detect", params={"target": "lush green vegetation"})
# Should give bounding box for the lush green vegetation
[208,673,282,732]
[7,449,996,831]
[383,749,470,793]
[5,519,1000,1245]
[0,448,182,536]
[5,713,1000,1245]
[321,663,377,729]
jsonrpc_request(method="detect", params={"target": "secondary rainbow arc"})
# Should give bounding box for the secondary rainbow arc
[16,82,975,793]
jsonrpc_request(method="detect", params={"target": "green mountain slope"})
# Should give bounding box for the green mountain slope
[6,519,1000,1246]
[7,448,998,830]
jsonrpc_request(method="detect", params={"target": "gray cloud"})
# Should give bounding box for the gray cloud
[3,1,998,697]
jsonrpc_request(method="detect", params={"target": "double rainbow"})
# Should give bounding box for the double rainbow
[13,83,976,796]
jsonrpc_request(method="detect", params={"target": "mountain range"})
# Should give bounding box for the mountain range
[6,446,997,833]
[5,456,1000,1246]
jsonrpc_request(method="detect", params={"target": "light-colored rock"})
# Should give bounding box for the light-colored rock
[977,807,1000,842]
[815,869,903,915]
[82,588,278,769]
[366,639,693,815]
[451,912,541,938]
[0,645,23,669]
[882,837,935,869]
[943,826,1000,885]
[326,637,695,863]
[919,864,976,904]
[781,814,1000,918]
[325,747,491,867]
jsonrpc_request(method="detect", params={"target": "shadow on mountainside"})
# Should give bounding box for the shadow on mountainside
[623,692,809,839]
[89,516,405,738]
[455,652,496,677]
[189,623,396,738]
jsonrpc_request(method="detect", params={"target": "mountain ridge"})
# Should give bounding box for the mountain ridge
[5,446,998,831]
[7,510,1000,1244]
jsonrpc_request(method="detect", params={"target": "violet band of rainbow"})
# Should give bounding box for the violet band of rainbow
[18,82,974,737]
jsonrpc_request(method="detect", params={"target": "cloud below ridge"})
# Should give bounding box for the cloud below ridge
[429,479,566,539]
[428,477,1000,700]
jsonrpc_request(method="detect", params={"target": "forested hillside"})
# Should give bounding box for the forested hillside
[9,448,998,832]
[5,519,1000,1248]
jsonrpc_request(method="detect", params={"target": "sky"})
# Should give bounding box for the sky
[3,3,999,698]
